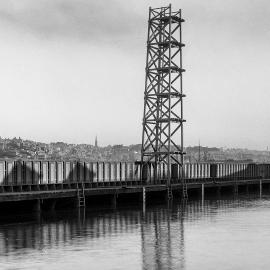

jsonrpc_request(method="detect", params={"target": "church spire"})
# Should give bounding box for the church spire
[95,136,98,147]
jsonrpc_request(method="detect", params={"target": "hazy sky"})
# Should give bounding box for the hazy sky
[0,0,269,149]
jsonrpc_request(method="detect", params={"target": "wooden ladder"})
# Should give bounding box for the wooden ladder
[77,184,86,208]
[167,185,173,200]
[182,182,188,199]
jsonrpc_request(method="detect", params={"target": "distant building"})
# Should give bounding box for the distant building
[37,152,47,159]
[0,142,4,150]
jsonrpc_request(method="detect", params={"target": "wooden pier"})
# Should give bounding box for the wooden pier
[0,160,269,207]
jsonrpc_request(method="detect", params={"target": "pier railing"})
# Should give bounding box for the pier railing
[0,160,269,190]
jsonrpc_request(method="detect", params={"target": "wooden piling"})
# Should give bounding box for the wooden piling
[34,199,41,212]
[201,184,204,201]
[111,193,117,209]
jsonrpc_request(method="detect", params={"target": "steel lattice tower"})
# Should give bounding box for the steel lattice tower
[141,5,186,198]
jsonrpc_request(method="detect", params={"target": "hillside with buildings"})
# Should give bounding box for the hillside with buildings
[0,136,269,163]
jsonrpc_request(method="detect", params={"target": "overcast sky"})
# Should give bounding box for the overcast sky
[0,0,269,149]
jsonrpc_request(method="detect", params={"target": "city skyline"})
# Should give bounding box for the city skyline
[1,135,270,163]
[0,0,269,149]
[1,134,270,151]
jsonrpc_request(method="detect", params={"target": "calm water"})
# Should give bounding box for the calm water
[1,193,270,270]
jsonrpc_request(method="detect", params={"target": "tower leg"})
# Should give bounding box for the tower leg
[139,187,146,213]
[142,187,146,213]
[139,187,146,203]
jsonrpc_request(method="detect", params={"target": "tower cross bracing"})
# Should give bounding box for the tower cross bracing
[141,5,186,197]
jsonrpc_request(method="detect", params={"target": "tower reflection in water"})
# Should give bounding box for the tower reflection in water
[0,198,252,269]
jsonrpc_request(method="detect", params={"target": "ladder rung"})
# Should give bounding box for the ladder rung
[77,187,86,207]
